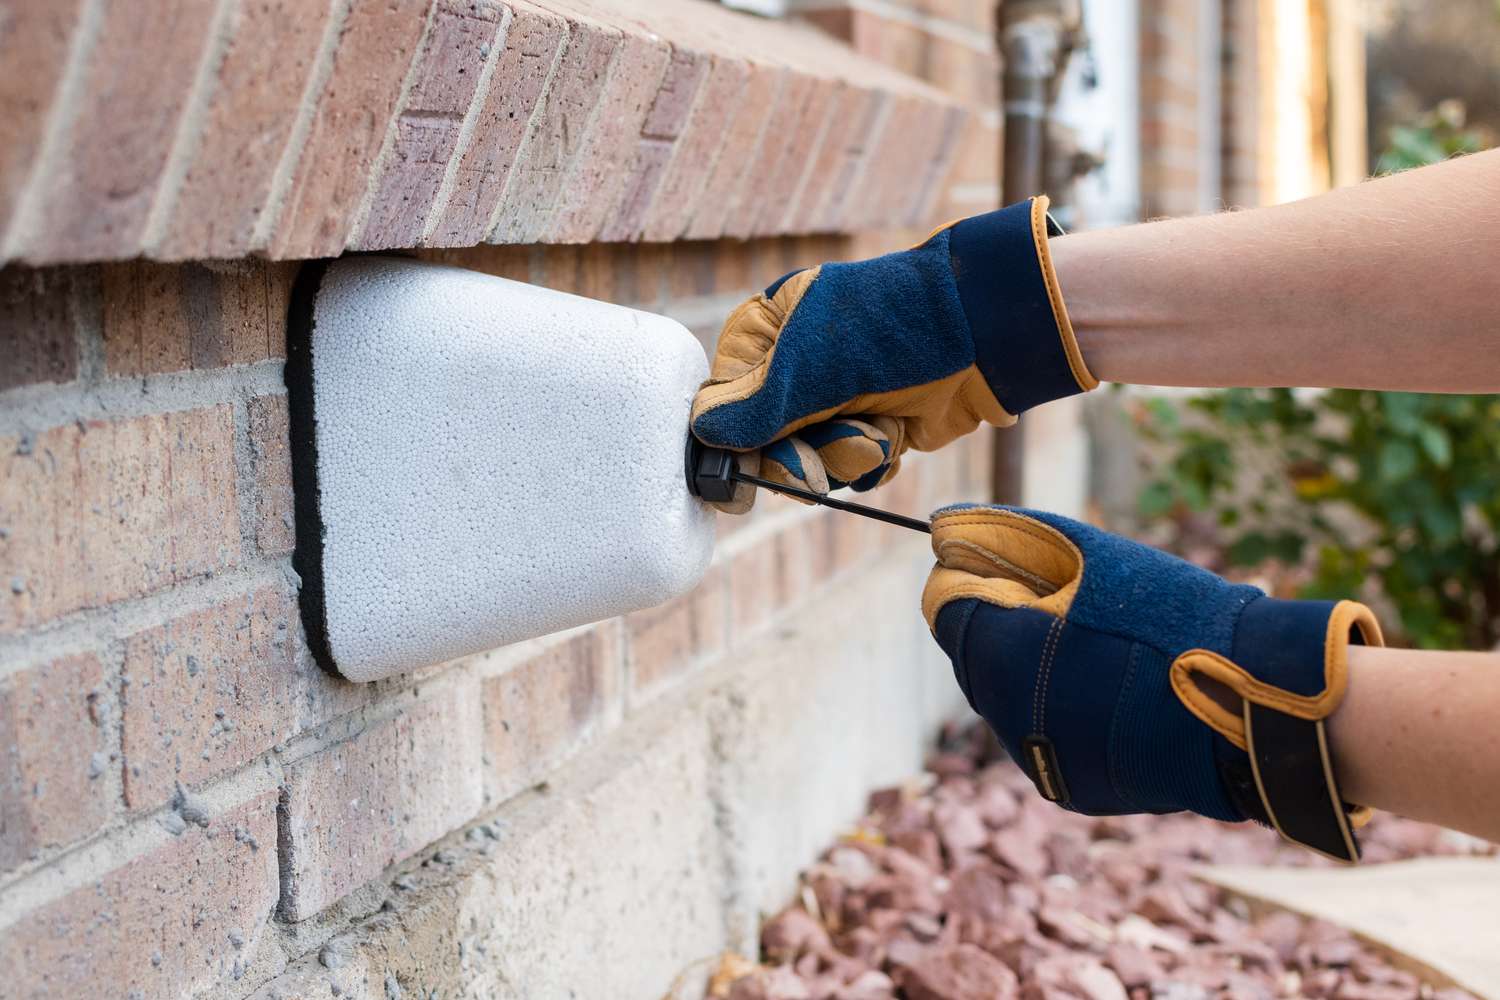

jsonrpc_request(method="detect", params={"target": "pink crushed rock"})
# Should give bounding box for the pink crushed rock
[714,722,1493,1000]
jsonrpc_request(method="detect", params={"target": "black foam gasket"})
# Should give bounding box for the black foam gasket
[283,260,340,676]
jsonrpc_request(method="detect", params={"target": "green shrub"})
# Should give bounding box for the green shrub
[1375,100,1484,173]
[1138,106,1497,649]
[1138,389,1500,648]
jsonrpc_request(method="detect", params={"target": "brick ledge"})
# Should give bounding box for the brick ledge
[0,0,969,266]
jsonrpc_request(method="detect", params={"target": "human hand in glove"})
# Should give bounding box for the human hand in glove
[689,197,1097,513]
[922,504,1384,862]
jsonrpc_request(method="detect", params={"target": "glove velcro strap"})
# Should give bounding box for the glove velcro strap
[1242,703,1360,863]
[1174,598,1383,863]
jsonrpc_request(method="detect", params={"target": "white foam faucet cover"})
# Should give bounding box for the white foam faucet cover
[285,257,716,682]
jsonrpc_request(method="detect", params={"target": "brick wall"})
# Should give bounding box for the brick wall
[1220,0,1265,208]
[0,233,988,998]
[0,1,995,994]
[1139,0,1205,217]
[799,0,1002,221]
[1138,0,1267,216]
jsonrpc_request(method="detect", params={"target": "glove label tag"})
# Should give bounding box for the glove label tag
[1022,734,1069,806]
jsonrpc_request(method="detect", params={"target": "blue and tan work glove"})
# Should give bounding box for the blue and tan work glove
[690,197,1097,513]
[923,505,1384,863]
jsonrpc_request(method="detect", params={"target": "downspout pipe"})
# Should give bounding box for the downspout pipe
[993,0,1077,501]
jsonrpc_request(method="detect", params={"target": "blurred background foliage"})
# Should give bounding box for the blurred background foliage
[1363,0,1500,170]
[1135,82,1498,650]
[1137,389,1500,649]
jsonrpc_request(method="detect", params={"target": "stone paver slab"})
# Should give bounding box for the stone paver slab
[1196,857,1500,997]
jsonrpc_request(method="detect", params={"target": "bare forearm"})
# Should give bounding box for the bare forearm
[1051,149,1500,392]
[1331,644,1500,843]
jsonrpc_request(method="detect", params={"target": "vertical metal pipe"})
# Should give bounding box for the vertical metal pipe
[993,1,1071,502]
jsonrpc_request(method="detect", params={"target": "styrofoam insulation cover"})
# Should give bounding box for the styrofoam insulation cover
[293,257,715,681]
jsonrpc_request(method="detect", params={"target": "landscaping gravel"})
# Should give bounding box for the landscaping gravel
[712,722,1492,1000]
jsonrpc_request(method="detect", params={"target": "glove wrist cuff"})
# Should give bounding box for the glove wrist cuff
[1175,597,1384,863]
[947,196,1098,416]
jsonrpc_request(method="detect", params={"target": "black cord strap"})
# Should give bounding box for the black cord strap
[1242,702,1361,863]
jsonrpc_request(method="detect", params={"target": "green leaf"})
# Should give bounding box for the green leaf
[1228,532,1272,566]
[1379,393,1425,434]
[1418,425,1452,467]
[1138,481,1175,517]
[1270,532,1306,564]
[1180,477,1210,512]
[1387,125,1448,167]
[1419,504,1461,545]
[1378,440,1419,482]
[1144,397,1180,429]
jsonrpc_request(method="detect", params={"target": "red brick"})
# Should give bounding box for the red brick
[629,242,670,305]
[248,394,295,556]
[907,104,970,227]
[1,792,279,1000]
[155,0,333,261]
[930,444,970,509]
[849,96,925,230]
[0,407,240,633]
[20,0,217,263]
[265,261,297,360]
[867,451,924,521]
[483,624,619,801]
[727,525,815,638]
[829,497,878,575]
[490,17,621,243]
[531,242,620,300]
[752,79,842,237]
[577,243,623,300]
[419,243,535,283]
[683,63,785,240]
[624,566,726,701]
[873,101,940,228]
[0,654,113,872]
[268,0,431,259]
[101,261,282,376]
[811,90,891,232]
[279,684,484,920]
[120,587,299,811]
[641,47,710,140]
[946,118,1001,188]
[638,54,750,242]
[592,240,656,303]
[0,1,82,242]
[596,138,670,243]
[927,39,999,107]
[786,85,875,233]
[860,13,928,79]
[543,30,670,241]
[0,266,82,392]
[800,8,855,45]
[911,0,994,34]
[836,97,901,231]
[598,47,712,242]
[663,241,719,301]
[711,239,757,297]
[801,510,844,585]
[533,244,582,294]
[356,0,507,251]
[722,74,818,240]
[426,3,569,248]
[769,235,809,278]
